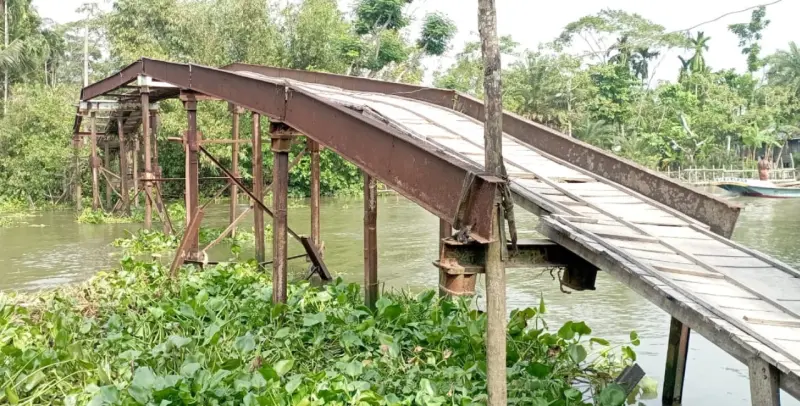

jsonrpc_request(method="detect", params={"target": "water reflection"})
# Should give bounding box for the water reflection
[1,191,799,405]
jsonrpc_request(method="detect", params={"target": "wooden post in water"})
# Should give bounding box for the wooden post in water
[478,0,507,403]
[90,112,100,211]
[749,357,780,406]
[141,89,152,229]
[184,96,200,258]
[117,117,130,216]
[229,104,242,237]
[252,113,265,265]
[270,126,291,304]
[363,171,378,309]
[662,317,691,404]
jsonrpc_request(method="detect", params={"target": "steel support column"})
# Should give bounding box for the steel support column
[252,113,265,264]
[364,172,378,309]
[271,128,291,304]
[133,132,140,208]
[229,104,242,237]
[663,317,691,404]
[117,118,130,216]
[141,89,152,229]
[73,135,82,211]
[90,112,100,210]
[104,139,111,208]
[309,139,321,251]
[184,98,200,258]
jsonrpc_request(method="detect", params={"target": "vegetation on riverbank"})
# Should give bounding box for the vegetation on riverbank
[0,257,642,405]
[1,1,799,206]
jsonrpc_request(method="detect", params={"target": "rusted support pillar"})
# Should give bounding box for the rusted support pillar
[309,139,321,251]
[662,317,691,404]
[150,109,160,178]
[749,357,781,406]
[117,118,130,216]
[141,89,152,229]
[438,219,450,258]
[364,171,378,309]
[184,97,200,257]
[133,132,140,208]
[104,139,111,208]
[90,112,100,211]
[73,134,82,211]
[271,126,291,304]
[229,104,242,237]
[252,113,265,264]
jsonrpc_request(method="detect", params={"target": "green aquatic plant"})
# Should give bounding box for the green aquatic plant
[77,208,142,225]
[0,258,640,405]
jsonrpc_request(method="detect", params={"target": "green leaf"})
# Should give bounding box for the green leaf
[343,360,363,377]
[168,335,191,349]
[564,388,582,400]
[180,362,202,377]
[526,362,551,378]
[381,304,403,320]
[274,327,290,339]
[303,312,326,326]
[234,333,256,353]
[203,321,222,345]
[132,367,157,389]
[590,337,610,346]
[285,376,302,393]
[5,386,19,404]
[148,307,165,319]
[375,296,392,312]
[273,359,294,377]
[630,330,641,346]
[598,383,626,406]
[79,321,92,334]
[538,295,546,313]
[557,321,575,340]
[341,330,364,348]
[571,321,592,336]
[568,344,587,363]
[622,345,637,361]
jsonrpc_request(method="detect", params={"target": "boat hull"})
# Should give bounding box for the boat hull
[741,185,800,198]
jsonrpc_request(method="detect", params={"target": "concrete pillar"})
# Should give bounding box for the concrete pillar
[749,357,780,406]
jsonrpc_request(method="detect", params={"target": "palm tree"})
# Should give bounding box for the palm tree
[630,47,660,82]
[688,31,711,73]
[677,55,691,81]
[767,41,800,98]
[607,35,632,69]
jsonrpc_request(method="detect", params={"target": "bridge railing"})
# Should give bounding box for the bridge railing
[661,168,798,185]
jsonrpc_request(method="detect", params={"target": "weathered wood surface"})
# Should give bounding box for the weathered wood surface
[242,76,800,401]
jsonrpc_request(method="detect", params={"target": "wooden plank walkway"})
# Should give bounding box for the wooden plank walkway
[235,74,800,401]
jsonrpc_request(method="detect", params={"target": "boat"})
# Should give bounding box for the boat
[714,177,800,198]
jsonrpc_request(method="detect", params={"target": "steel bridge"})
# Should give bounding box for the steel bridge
[74,59,800,405]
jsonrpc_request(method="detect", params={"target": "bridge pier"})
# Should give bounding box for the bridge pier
[309,139,322,255]
[662,317,691,405]
[749,357,781,406]
[141,88,153,229]
[252,113,265,265]
[90,111,100,211]
[270,123,292,304]
[117,117,130,216]
[364,171,378,309]
[228,104,242,238]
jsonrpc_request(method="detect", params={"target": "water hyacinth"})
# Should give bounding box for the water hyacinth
[0,257,641,405]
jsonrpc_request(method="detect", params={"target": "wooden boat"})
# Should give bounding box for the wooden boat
[714,177,800,198]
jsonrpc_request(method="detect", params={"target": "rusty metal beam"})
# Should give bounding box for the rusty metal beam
[224,63,740,238]
[89,59,498,242]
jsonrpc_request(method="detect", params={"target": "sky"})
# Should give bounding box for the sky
[32,0,800,84]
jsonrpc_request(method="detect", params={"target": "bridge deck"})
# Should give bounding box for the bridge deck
[235,72,800,396]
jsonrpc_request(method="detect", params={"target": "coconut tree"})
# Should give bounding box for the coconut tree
[687,31,711,73]
[767,41,800,98]
[631,47,660,82]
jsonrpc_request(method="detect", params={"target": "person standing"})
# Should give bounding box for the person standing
[758,156,771,181]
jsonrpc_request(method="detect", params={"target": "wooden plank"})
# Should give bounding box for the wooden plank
[677,280,759,299]
[575,222,658,242]
[695,255,772,268]
[654,265,725,280]
[744,315,800,328]
[638,224,714,240]
[626,247,693,264]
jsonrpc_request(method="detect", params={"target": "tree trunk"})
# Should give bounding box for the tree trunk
[478,0,507,404]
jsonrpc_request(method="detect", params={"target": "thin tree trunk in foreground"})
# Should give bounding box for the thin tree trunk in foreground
[478,0,507,404]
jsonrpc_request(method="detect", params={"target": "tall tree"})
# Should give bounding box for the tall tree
[687,31,711,73]
[768,42,800,98]
[728,6,770,73]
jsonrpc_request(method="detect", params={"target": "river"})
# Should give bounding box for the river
[1,189,798,405]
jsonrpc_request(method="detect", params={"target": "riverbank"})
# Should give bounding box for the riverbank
[0,256,636,405]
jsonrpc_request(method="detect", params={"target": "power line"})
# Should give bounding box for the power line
[672,0,783,34]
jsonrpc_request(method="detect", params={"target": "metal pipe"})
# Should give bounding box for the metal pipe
[185,98,199,257]
[90,112,100,210]
[141,90,152,229]
[309,139,321,250]
[252,113,265,264]
[271,132,291,304]
[364,172,378,309]
[230,105,241,238]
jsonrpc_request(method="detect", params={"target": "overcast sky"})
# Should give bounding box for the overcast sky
[32,0,800,84]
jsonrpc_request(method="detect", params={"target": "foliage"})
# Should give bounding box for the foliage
[0,257,638,405]
[417,13,456,57]
[728,6,770,73]
[77,208,142,224]
[112,226,262,256]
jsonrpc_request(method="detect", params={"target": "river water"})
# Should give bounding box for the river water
[1,189,798,405]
